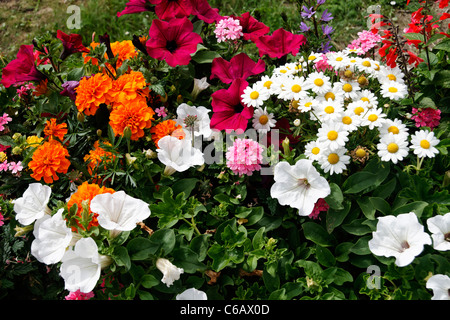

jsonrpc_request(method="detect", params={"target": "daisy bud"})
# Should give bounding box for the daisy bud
[293,119,301,127]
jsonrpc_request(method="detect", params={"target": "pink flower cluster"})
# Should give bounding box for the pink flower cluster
[411,107,441,129]
[226,138,263,176]
[16,83,36,100]
[0,161,23,174]
[64,289,95,300]
[0,113,12,132]
[309,198,329,220]
[314,54,333,72]
[214,17,243,43]
[348,30,382,54]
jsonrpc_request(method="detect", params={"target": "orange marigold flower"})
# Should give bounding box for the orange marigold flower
[109,99,155,141]
[43,118,68,141]
[109,70,148,106]
[150,119,185,147]
[75,73,113,116]
[82,40,137,72]
[67,181,115,232]
[33,79,49,97]
[83,140,116,175]
[28,140,71,184]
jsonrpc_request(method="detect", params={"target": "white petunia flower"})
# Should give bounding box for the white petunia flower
[157,135,205,175]
[156,258,184,287]
[175,103,212,139]
[410,129,440,159]
[368,212,432,267]
[360,107,387,130]
[380,81,408,100]
[317,121,349,151]
[426,213,450,251]
[318,146,350,175]
[90,191,151,238]
[190,77,210,100]
[252,107,276,134]
[377,134,409,164]
[30,208,75,265]
[13,183,52,226]
[176,288,208,300]
[60,237,112,293]
[241,82,271,108]
[426,274,450,300]
[270,159,331,216]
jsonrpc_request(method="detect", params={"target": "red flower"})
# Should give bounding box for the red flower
[254,28,307,59]
[210,79,253,133]
[210,52,266,84]
[146,17,202,67]
[154,0,192,20]
[233,12,270,41]
[190,0,222,24]
[117,0,160,17]
[57,30,89,60]
[1,45,46,88]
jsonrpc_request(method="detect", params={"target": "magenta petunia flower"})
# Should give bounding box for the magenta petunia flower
[57,30,89,60]
[226,138,263,176]
[146,17,203,67]
[154,0,193,20]
[210,78,253,133]
[210,52,266,84]
[254,28,307,59]
[190,0,222,24]
[233,12,270,41]
[1,45,46,88]
[117,0,160,17]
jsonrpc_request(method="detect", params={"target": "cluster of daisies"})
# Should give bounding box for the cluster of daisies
[241,49,440,175]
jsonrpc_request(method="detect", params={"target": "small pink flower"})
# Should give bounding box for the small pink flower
[65,290,95,300]
[0,213,4,227]
[411,107,441,129]
[309,198,329,220]
[214,17,243,43]
[155,107,168,118]
[0,161,9,172]
[0,113,12,131]
[347,30,382,54]
[8,161,23,174]
[226,138,263,176]
[314,54,333,72]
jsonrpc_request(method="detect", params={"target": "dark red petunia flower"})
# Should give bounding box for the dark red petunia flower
[1,45,46,88]
[57,30,89,60]
[210,52,266,84]
[210,78,253,133]
[146,17,203,67]
[254,28,307,59]
[154,0,192,20]
[233,12,270,41]
[117,0,160,17]
[190,0,222,24]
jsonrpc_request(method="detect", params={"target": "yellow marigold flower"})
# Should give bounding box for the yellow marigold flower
[25,135,44,148]
[28,140,70,184]
[75,73,113,116]
[109,99,155,141]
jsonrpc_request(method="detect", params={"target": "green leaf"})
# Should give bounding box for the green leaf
[263,261,280,292]
[342,218,373,236]
[149,228,176,256]
[190,234,211,261]
[207,244,229,272]
[392,201,429,217]
[172,247,206,273]
[326,200,351,233]
[303,222,336,247]
[433,38,450,52]
[315,245,336,267]
[112,246,131,270]
[369,197,391,216]
[172,178,199,199]
[126,237,155,261]
[343,160,389,194]
[357,197,376,220]
[268,288,287,300]
[140,274,160,289]
[325,183,344,210]
[252,227,266,250]
[191,50,221,64]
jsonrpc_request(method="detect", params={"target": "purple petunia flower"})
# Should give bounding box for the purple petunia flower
[321,9,333,22]
[301,6,316,19]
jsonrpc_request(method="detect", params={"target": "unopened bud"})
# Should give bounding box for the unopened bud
[293,119,301,127]
[77,112,85,123]
[123,126,132,140]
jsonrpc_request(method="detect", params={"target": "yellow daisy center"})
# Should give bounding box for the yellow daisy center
[355,148,366,158]
[388,126,399,134]
[336,57,343,61]
[374,64,380,71]
[291,84,302,93]
[387,74,397,81]
[362,60,371,67]
[328,153,340,164]
[354,107,365,116]
[361,97,370,103]
[259,115,269,125]
[324,92,335,101]
[344,70,353,78]
[327,130,338,141]
[420,139,430,149]
[388,87,398,93]
[309,55,316,61]
[304,102,312,108]
[368,114,378,122]
[311,147,320,155]
[314,78,324,87]
[342,116,352,125]
[387,143,399,153]
[250,91,259,100]
[263,81,272,89]
[280,69,287,74]
[324,106,335,114]
[343,83,353,92]
[292,100,300,108]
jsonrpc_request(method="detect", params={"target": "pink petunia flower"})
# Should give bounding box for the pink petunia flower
[117,0,159,17]
[411,107,441,129]
[146,17,203,67]
[154,0,192,21]
[226,138,263,176]
[57,30,90,60]
[0,113,13,132]
[254,28,307,59]
[64,290,95,300]
[214,17,243,43]
[210,52,266,84]
[210,78,253,133]
[190,0,222,24]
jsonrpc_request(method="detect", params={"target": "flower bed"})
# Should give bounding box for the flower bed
[0,0,449,301]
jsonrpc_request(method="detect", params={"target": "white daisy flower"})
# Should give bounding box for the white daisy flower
[313,99,344,123]
[427,213,450,251]
[344,56,361,72]
[325,51,350,71]
[304,140,323,161]
[377,133,409,164]
[241,82,270,108]
[315,84,345,104]
[410,129,440,158]
[307,52,321,64]
[296,96,318,113]
[252,107,277,134]
[343,47,365,56]
[379,118,409,139]
[257,75,276,93]
[270,74,291,97]
[336,78,361,100]
[355,57,378,76]
[318,146,350,175]
[356,89,378,107]
[380,81,408,100]
[278,76,309,101]
[346,100,370,118]
[273,64,296,77]
[305,71,332,95]
[360,107,387,130]
[377,65,405,84]
[337,108,361,132]
[317,121,349,151]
